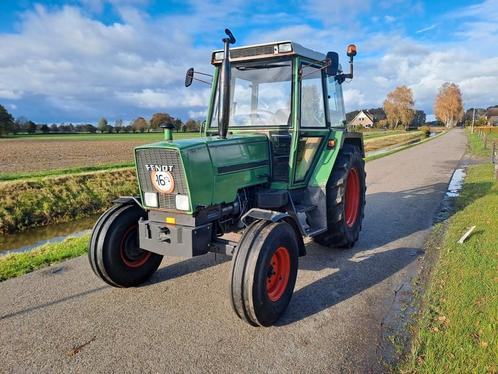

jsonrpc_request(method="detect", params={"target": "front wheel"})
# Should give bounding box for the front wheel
[88,204,163,287]
[229,221,299,326]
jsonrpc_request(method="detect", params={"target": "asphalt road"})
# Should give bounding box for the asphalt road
[0,129,467,373]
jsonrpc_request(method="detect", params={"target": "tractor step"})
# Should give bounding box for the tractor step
[295,204,317,233]
[305,226,327,237]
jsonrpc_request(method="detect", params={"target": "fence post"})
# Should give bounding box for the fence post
[493,141,498,181]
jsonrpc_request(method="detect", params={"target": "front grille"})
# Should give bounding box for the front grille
[136,148,188,210]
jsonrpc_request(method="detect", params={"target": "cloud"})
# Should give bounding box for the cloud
[0,4,210,121]
[416,24,438,33]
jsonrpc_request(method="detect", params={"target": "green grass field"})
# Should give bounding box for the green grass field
[401,133,498,374]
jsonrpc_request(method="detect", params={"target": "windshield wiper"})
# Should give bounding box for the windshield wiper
[236,64,290,71]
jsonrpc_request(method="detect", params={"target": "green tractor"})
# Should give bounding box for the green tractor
[89,29,365,326]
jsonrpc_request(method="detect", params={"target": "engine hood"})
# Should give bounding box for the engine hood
[134,134,270,213]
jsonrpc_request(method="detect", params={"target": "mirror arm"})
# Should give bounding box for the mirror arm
[192,77,212,85]
[195,71,213,78]
[336,56,354,83]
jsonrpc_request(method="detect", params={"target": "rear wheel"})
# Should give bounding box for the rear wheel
[314,144,366,248]
[88,204,163,287]
[229,221,299,326]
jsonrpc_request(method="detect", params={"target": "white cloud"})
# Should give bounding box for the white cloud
[416,24,438,33]
[0,4,211,121]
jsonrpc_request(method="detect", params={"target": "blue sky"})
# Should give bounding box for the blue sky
[1,0,497,124]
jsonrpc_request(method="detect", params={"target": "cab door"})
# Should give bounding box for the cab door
[289,59,330,188]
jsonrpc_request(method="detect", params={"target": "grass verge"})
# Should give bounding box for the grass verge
[0,162,134,182]
[364,131,424,152]
[0,169,138,234]
[401,164,498,373]
[0,235,89,281]
[467,130,498,158]
[365,132,445,162]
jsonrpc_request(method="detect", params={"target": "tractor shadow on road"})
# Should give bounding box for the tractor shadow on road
[145,252,231,286]
[277,183,455,326]
[278,246,420,326]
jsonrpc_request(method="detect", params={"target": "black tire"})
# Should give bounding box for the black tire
[229,220,299,327]
[88,204,163,287]
[314,144,366,248]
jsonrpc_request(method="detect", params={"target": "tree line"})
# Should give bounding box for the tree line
[0,109,202,137]
[347,82,466,130]
[382,82,464,129]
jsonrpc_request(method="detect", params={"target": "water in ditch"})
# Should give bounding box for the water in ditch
[0,214,100,256]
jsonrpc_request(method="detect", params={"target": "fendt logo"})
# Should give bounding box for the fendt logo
[145,164,174,172]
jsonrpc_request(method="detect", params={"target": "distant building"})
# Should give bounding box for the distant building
[349,110,374,128]
[486,108,498,126]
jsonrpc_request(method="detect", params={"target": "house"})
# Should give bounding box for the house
[486,108,498,126]
[349,110,374,128]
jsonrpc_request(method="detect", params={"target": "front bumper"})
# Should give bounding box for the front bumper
[138,218,213,258]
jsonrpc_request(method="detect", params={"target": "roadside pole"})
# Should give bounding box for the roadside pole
[471,108,475,134]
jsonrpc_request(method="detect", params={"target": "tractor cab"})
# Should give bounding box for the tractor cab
[187,37,359,189]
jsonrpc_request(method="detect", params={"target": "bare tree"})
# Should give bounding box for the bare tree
[114,119,123,133]
[383,86,415,129]
[434,83,464,128]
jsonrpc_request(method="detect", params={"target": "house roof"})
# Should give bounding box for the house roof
[352,110,374,123]
[486,108,498,117]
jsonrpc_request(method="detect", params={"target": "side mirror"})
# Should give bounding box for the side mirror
[185,67,194,87]
[325,52,339,76]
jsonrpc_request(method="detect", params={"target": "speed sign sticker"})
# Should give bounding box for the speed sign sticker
[151,170,175,193]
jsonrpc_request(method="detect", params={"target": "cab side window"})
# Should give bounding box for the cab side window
[327,77,346,127]
[301,63,326,128]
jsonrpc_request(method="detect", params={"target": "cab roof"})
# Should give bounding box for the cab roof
[211,41,326,65]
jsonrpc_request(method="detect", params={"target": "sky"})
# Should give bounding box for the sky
[1,0,497,124]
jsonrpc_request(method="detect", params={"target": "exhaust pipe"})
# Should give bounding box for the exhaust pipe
[218,29,236,139]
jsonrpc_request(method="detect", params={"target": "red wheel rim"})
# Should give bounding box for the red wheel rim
[345,168,360,227]
[119,225,151,268]
[266,246,291,302]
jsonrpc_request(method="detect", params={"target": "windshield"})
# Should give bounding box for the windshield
[211,59,292,127]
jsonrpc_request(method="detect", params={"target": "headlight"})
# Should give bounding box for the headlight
[214,51,224,61]
[175,194,190,211]
[278,43,293,53]
[144,192,158,208]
